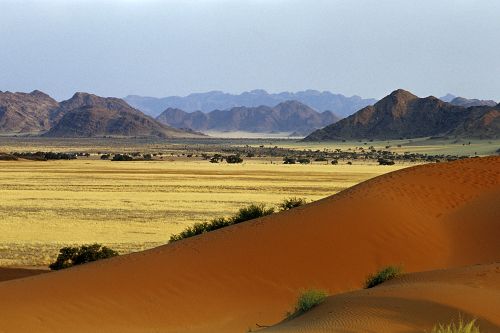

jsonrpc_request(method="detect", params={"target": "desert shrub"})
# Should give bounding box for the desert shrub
[231,204,274,224]
[283,157,296,164]
[364,265,403,288]
[431,319,480,333]
[100,154,110,160]
[169,204,274,242]
[278,197,307,211]
[226,155,243,163]
[330,159,338,165]
[112,154,133,161]
[287,289,328,319]
[298,158,310,164]
[378,158,395,165]
[49,244,118,270]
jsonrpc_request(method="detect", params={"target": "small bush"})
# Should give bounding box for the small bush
[364,265,403,288]
[287,289,328,319]
[112,154,133,161]
[169,203,274,242]
[431,319,480,333]
[231,203,274,224]
[278,197,307,211]
[226,155,243,163]
[49,244,118,270]
[378,158,395,165]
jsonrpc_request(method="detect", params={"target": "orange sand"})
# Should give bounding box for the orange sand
[0,157,498,333]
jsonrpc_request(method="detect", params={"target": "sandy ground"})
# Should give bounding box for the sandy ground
[0,157,498,333]
[265,263,500,332]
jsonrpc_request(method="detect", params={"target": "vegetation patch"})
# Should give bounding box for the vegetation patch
[287,289,328,319]
[364,265,403,288]
[49,243,119,270]
[431,319,480,333]
[169,198,307,242]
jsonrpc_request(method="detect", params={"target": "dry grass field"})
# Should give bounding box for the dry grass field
[0,157,407,266]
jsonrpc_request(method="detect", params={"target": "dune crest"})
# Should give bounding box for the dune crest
[0,157,498,333]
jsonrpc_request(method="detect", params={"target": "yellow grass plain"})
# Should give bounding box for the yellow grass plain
[0,158,408,266]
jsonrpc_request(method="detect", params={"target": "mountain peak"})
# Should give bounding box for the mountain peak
[387,89,418,101]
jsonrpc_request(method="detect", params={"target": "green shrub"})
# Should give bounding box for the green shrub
[226,154,243,163]
[431,319,480,333]
[49,244,118,270]
[278,197,307,211]
[364,265,403,288]
[287,289,328,319]
[231,203,274,224]
[169,203,274,242]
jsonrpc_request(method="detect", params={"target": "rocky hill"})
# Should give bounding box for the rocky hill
[305,89,499,140]
[44,93,204,138]
[156,100,340,135]
[126,89,376,117]
[0,90,59,134]
[449,96,497,108]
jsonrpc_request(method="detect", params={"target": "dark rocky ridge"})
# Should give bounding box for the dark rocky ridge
[305,89,499,140]
[0,90,59,133]
[0,90,203,138]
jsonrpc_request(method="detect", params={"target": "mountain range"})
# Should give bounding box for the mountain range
[305,89,500,141]
[0,91,203,138]
[125,90,377,117]
[156,100,340,136]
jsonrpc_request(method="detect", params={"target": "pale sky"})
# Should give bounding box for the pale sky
[1,0,499,101]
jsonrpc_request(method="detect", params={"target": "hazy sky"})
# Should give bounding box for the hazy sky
[1,0,499,101]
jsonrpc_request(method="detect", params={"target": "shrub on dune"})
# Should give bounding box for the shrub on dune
[278,197,307,211]
[49,243,118,270]
[231,203,274,224]
[169,198,306,243]
[431,319,480,333]
[364,265,403,288]
[287,289,328,319]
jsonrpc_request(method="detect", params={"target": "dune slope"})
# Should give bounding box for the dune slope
[264,263,500,333]
[0,157,498,333]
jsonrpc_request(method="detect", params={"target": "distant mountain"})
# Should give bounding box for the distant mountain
[305,89,499,141]
[125,90,376,118]
[439,93,457,102]
[0,90,59,133]
[449,97,497,108]
[44,93,204,138]
[156,100,340,136]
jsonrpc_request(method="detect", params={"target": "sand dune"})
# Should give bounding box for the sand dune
[0,267,47,282]
[265,263,500,333]
[0,157,498,333]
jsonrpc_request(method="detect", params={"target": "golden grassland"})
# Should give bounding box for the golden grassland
[0,158,408,266]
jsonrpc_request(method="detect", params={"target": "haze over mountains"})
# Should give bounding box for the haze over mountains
[125,90,377,118]
[305,89,500,141]
[156,100,340,136]
[0,90,203,138]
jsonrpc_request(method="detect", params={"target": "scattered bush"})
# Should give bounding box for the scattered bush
[231,203,274,223]
[100,154,110,160]
[287,289,328,319]
[298,158,310,164]
[278,197,307,211]
[330,159,338,165]
[378,158,395,165]
[169,203,274,242]
[283,157,296,164]
[49,244,119,270]
[431,319,480,333]
[364,265,403,288]
[226,154,243,163]
[112,154,133,161]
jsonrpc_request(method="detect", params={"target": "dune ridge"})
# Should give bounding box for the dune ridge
[0,157,498,333]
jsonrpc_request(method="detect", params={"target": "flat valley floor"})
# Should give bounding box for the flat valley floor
[0,158,406,266]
